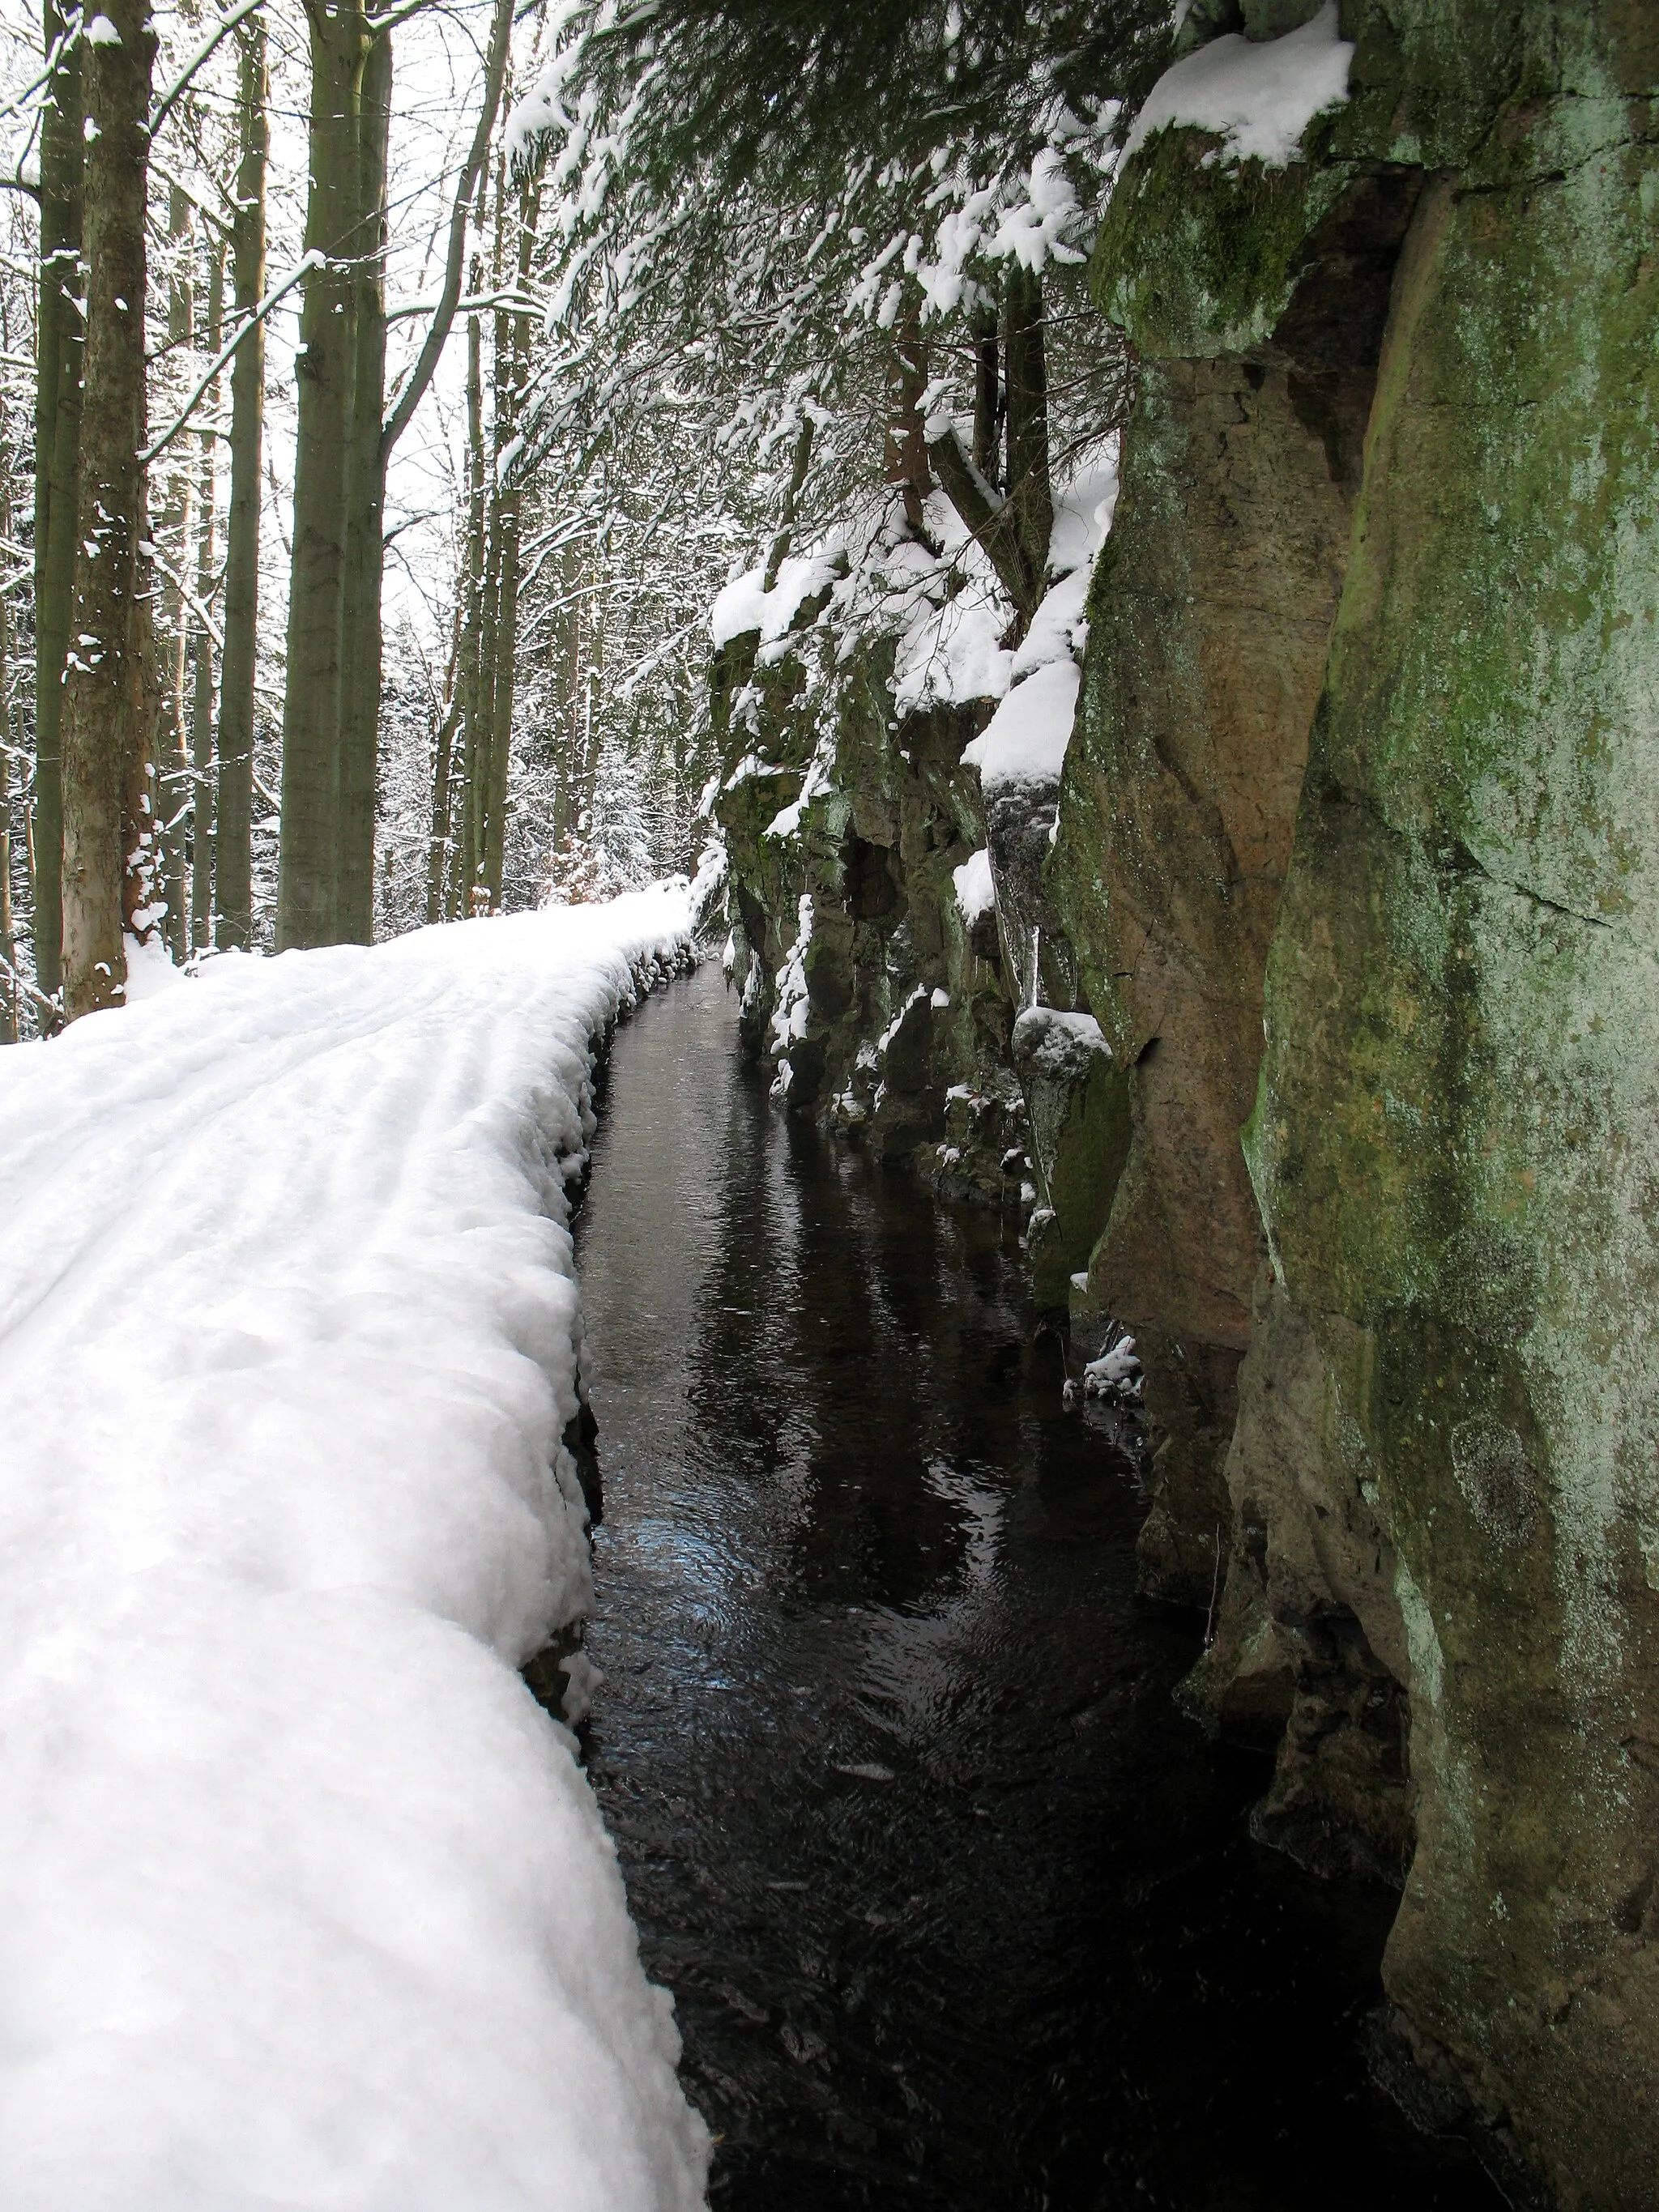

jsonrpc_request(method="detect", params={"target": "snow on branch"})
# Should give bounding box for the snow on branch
[379,0,516,458]
[1121,1,1353,169]
[139,254,325,468]
[149,0,262,140]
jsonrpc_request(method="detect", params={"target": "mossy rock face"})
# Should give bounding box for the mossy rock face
[710,611,1031,1196]
[1047,0,1659,2190]
[1051,216,1402,1596]
[1243,49,1659,2204]
[1090,128,1351,360]
[1011,1008,1132,1311]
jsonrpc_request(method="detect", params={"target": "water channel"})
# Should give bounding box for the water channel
[569,963,1504,2211]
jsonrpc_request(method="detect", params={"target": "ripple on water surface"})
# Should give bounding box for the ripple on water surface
[569,965,1505,2212]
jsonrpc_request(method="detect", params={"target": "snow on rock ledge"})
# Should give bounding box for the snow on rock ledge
[959,453,1114,797]
[952,847,996,926]
[962,658,1081,791]
[710,552,838,653]
[1124,2,1354,170]
[0,891,709,2212]
[1012,1004,1112,1085]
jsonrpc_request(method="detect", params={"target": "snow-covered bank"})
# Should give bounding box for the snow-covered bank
[0,893,709,2212]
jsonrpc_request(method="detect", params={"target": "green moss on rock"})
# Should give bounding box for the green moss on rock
[1246,51,1659,2206]
[1090,127,1350,359]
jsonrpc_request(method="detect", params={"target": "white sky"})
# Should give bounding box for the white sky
[0,0,535,673]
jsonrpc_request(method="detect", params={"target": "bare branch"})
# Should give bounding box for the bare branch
[150,0,262,138]
[379,0,514,462]
[927,424,1038,616]
[139,252,322,467]
[385,286,539,325]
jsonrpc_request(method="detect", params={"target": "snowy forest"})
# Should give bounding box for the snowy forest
[2,2,1657,2209]
[0,0,1161,1035]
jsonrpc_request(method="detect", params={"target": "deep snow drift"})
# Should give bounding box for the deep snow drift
[0,893,710,2211]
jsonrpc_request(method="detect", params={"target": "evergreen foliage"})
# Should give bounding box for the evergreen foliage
[582,0,1171,185]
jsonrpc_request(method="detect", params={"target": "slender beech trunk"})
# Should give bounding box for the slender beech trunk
[0,579,12,1041]
[1004,264,1051,595]
[424,690,461,920]
[276,0,366,951]
[469,157,507,908]
[481,177,541,910]
[190,237,224,951]
[424,608,462,923]
[123,477,166,932]
[481,505,519,910]
[551,535,579,850]
[60,0,156,1018]
[33,0,83,998]
[578,601,603,824]
[296,0,510,944]
[158,183,194,964]
[456,285,487,910]
[215,11,266,951]
[473,164,505,906]
[334,21,390,944]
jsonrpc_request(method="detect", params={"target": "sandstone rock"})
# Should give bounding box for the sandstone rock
[1051,149,1415,1600]
[1047,2,1659,2196]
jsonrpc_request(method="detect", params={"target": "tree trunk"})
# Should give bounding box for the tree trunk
[925,271,1051,639]
[470,157,509,908]
[762,414,813,593]
[425,718,460,923]
[1004,264,1052,597]
[122,480,166,938]
[335,21,390,945]
[215,11,267,953]
[884,317,933,544]
[481,177,541,911]
[157,182,194,965]
[456,286,487,912]
[0,582,13,1042]
[276,0,365,951]
[578,582,603,829]
[59,0,156,1019]
[972,306,1001,483]
[550,535,580,853]
[190,235,224,952]
[32,0,83,999]
[329,0,511,944]
[424,616,462,925]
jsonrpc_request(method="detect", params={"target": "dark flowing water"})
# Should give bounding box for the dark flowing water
[572,964,1503,2212]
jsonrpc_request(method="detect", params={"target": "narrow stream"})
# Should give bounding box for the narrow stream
[570,965,1502,2211]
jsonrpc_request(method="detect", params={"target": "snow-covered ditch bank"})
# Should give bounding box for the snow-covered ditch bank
[0,891,710,2211]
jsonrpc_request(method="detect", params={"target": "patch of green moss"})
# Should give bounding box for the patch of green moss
[1028,1059,1133,1309]
[1090,129,1349,358]
[1244,72,1659,2198]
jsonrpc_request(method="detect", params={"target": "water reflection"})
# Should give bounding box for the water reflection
[571,965,1502,2212]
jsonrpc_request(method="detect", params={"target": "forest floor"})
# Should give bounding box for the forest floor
[0,892,709,2211]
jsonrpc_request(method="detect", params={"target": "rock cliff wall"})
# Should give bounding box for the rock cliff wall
[1058,3,1659,2201]
[711,623,1030,1200]
[712,4,1659,2198]
[709,474,1125,1286]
